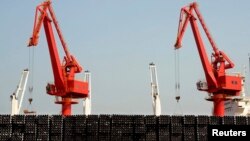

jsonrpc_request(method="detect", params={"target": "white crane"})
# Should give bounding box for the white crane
[83,70,91,115]
[10,69,29,115]
[149,63,161,116]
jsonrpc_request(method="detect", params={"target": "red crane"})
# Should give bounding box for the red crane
[174,2,242,116]
[28,0,89,116]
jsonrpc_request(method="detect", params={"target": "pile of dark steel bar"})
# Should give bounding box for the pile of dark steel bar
[0,115,249,141]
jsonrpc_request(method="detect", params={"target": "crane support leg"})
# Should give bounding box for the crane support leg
[62,98,72,116]
[213,94,225,117]
[55,97,77,116]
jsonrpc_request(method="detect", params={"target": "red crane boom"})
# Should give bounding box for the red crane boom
[174,2,242,116]
[28,0,89,115]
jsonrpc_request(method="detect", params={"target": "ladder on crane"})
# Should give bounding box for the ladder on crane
[83,70,91,115]
[149,63,161,116]
[10,69,29,115]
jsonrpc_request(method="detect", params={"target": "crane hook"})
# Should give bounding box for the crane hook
[175,96,180,102]
[28,98,33,105]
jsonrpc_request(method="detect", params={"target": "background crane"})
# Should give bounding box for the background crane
[149,63,161,116]
[174,2,242,116]
[27,0,89,115]
[83,70,91,115]
[10,69,29,115]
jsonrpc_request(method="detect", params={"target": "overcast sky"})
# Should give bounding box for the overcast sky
[1,0,250,115]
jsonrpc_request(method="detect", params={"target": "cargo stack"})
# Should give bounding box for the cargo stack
[111,115,122,141]
[145,115,157,141]
[63,115,75,140]
[157,115,170,141]
[111,115,134,141]
[133,115,145,141]
[235,116,247,125]
[74,115,87,140]
[222,116,235,125]
[36,115,50,141]
[196,115,208,141]
[183,115,196,141]
[170,115,183,141]
[63,115,87,141]
[50,115,63,141]
[0,115,11,141]
[98,115,111,141]
[24,115,37,140]
[207,116,222,140]
[86,115,99,140]
[121,115,134,141]
[11,115,25,141]
[0,114,249,140]
[209,116,222,125]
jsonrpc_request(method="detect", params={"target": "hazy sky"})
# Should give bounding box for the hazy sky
[1,0,250,115]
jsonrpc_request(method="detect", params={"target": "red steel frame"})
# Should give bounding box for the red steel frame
[28,0,88,115]
[174,2,241,116]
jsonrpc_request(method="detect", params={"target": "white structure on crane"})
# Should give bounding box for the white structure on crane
[149,63,161,116]
[224,70,250,116]
[10,69,29,115]
[83,70,91,115]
